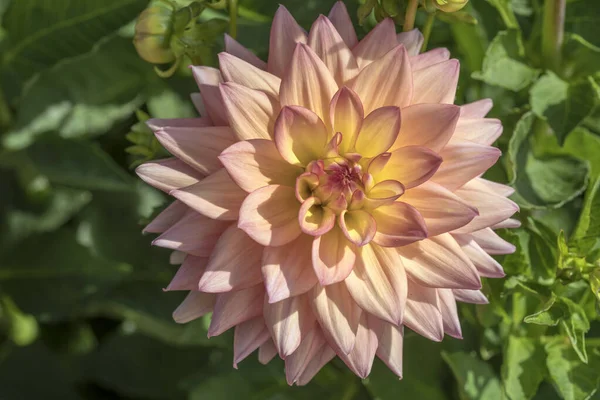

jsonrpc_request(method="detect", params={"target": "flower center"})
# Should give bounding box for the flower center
[323,161,363,198]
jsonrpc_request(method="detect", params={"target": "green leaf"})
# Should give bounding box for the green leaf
[365,334,449,400]
[473,30,539,91]
[27,137,134,192]
[3,36,156,149]
[502,336,546,400]
[561,34,600,81]
[0,342,83,400]
[0,0,148,83]
[442,352,502,400]
[508,112,590,209]
[573,178,600,254]
[530,72,597,145]
[82,331,217,399]
[524,294,564,326]
[560,297,590,363]
[563,128,600,179]
[565,1,600,48]
[545,338,600,400]
[526,218,558,284]
[1,186,91,252]
[0,228,131,318]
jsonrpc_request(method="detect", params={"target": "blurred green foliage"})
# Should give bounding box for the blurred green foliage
[0,0,600,399]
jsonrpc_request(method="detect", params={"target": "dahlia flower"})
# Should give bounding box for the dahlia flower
[136,2,518,384]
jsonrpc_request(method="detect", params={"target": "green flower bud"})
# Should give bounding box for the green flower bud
[435,0,468,13]
[133,4,176,64]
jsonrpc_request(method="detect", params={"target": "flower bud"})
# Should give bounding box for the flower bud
[435,0,468,13]
[133,4,176,64]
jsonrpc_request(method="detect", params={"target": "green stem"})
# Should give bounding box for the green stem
[496,4,519,29]
[542,0,565,72]
[421,12,436,52]
[228,0,238,39]
[403,0,419,31]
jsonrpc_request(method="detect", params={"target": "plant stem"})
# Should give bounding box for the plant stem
[542,0,565,72]
[421,12,436,52]
[228,0,238,39]
[403,0,419,31]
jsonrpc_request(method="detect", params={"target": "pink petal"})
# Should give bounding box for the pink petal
[352,18,397,68]
[474,177,515,197]
[280,43,339,123]
[390,103,460,153]
[153,211,229,257]
[198,224,263,293]
[456,228,516,255]
[274,106,328,166]
[327,1,358,47]
[460,99,493,118]
[171,169,246,220]
[152,125,236,174]
[263,234,318,303]
[451,118,503,146]
[218,52,281,98]
[404,280,444,341]
[339,209,377,247]
[453,180,519,233]
[370,146,442,189]
[492,218,522,229]
[299,197,336,236]
[238,185,302,247]
[220,82,275,141]
[371,201,428,247]
[453,234,505,278]
[165,255,208,291]
[268,5,307,77]
[329,86,364,154]
[233,317,270,368]
[338,313,378,378]
[375,321,404,378]
[219,139,302,193]
[453,289,489,304]
[396,29,424,56]
[432,142,502,191]
[401,182,478,236]
[311,282,361,354]
[355,106,401,157]
[224,33,267,70]
[190,93,206,116]
[312,225,357,285]
[365,180,406,209]
[146,117,212,130]
[296,347,336,385]
[412,59,459,104]
[173,291,215,323]
[398,233,482,289]
[136,158,204,193]
[143,200,188,233]
[170,251,186,265]
[258,340,278,364]
[349,44,412,114]
[208,284,264,336]
[285,326,327,384]
[191,66,229,125]
[345,243,407,324]
[438,288,462,339]
[410,48,450,71]
[264,294,316,357]
[308,15,358,85]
